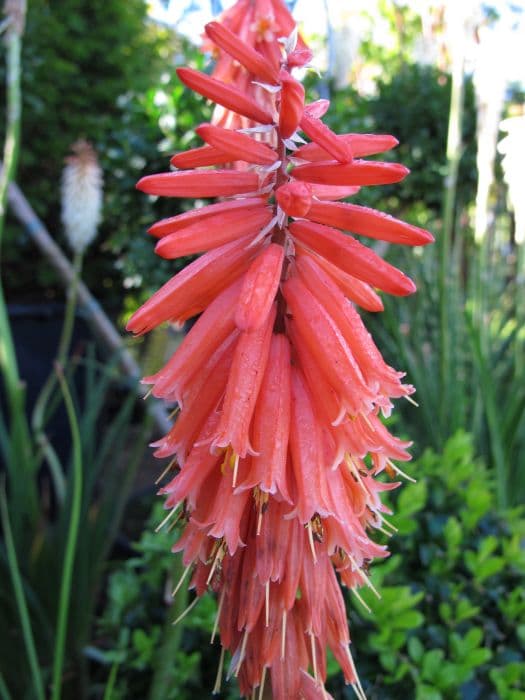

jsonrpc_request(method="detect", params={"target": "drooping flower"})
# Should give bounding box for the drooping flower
[127,1,433,697]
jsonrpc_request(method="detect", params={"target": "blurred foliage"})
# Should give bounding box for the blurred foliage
[0,344,150,698]
[359,0,424,76]
[310,63,477,224]
[1,1,210,311]
[92,434,524,699]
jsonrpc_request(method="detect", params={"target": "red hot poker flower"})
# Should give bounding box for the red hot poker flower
[128,1,433,697]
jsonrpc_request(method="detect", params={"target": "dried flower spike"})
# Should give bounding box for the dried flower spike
[61,139,103,254]
[128,1,433,697]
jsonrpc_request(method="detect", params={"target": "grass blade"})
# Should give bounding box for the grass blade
[0,479,45,700]
[51,366,83,700]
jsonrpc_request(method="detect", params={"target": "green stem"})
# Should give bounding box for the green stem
[0,3,25,390]
[51,367,83,700]
[32,251,83,498]
[0,479,46,700]
[56,251,83,368]
[0,2,35,527]
[103,663,119,700]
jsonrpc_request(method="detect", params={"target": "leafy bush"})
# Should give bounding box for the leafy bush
[337,431,525,699]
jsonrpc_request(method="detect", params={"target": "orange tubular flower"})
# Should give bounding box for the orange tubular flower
[127,1,433,697]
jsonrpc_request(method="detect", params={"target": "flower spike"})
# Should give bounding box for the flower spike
[128,1,432,696]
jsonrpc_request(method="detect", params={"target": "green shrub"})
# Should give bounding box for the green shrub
[334,431,525,699]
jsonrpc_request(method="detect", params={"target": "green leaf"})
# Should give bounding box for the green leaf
[421,649,445,682]
[408,636,425,663]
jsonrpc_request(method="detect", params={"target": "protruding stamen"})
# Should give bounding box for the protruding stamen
[172,596,199,626]
[258,666,267,700]
[213,647,225,694]
[347,646,367,700]
[235,629,249,677]
[168,405,181,420]
[155,456,177,485]
[349,555,381,600]
[375,525,393,538]
[351,587,371,613]
[381,516,398,533]
[211,589,225,644]
[171,563,192,597]
[404,394,419,407]
[386,458,416,483]
[206,542,226,586]
[156,506,180,533]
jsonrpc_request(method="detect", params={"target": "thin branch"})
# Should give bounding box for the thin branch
[4,179,172,436]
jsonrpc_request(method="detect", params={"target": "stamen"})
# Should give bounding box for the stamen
[349,555,381,599]
[310,631,318,682]
[381,516,398,533]
[213,647,225,694]
[235,629,249,676]
[155,506,180,533]
[155,456,177,485]
[375,525,393,538]
[171,563,192,597]
[172,596,199,626]
[142,386,153,400]
[258,666,267,700]
[232,453,240,488]
[351,587,371,613]
[265,582,270,627]
[281,611,287,660]
[404,394,419,407]
[206,543,226,586]
[167,509,184,532]
[386,458,416,483]
[347,646,367,700]
[307,521,317,563]
[168,405,180,420]
[255,488,269,535]
[211,589,225,644]
[345,455,368,496]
